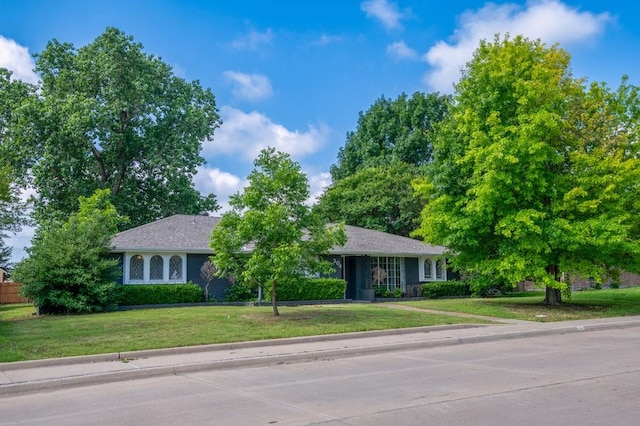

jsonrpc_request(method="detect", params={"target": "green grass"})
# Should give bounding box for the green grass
[0,304,482,362]
[3,287,639,363]
[398,287,640,322]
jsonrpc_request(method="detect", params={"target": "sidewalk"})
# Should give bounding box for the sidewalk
[2,315,640,396]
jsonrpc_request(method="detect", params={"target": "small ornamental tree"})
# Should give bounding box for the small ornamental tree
[200,259,217,301]
[210,147,347,316]
[14,189,126,314]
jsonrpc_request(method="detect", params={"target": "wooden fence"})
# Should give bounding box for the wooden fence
[0,282,29,304]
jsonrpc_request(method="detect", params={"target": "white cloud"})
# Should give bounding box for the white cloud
[386,40,418,60]
[361,0,408,30]
[223,71,273,101]
[194,166,331,213]
[203,106,330,161]
[311,34,344,47]
[5,225,34,263]
[307,171,332,206]
[0,35,38,84]
[423,0,613,93]
[229,28,274,50]
[193,166,246,213]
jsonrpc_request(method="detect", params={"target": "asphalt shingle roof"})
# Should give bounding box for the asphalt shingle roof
[111,215,220,253]
[111,215,445,256]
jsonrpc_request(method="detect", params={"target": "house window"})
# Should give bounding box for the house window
[424,259,432,279]
[124,253,187,284]
[420,257,446,281]
[150,255,164,280]
[435,260,443,279]
[129,255,144,281]
[169,256,182,280]
[371,257,405,291]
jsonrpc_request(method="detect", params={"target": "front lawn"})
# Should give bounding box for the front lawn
[0,304,482,362]
[3,287,639,362]
[399,287,640,321]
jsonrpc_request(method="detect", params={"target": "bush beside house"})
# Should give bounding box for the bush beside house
[118,283,204,305]
[278,278,346,301]
[421,280,470,299]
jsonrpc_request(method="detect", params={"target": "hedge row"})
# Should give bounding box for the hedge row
[277,278,346,301]
[421,280,470,299]
[118,283,203,305]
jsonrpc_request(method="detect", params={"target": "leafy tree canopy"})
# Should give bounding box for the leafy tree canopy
[330,91,450,181]
[14,189,126,314]
[0,236,13,275]
[0,69,33,235]
[211,148,347,316]
[6,27,221,229]
[315,161,424,237]
[414,34,640,304]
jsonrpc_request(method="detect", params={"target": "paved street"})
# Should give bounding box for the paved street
[1,324,639,425]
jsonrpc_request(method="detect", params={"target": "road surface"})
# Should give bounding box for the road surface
[1,326,639,425]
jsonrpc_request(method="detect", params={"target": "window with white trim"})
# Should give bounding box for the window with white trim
[150,255,164,280]
[420,257,447,281]
[169,256,183,280]
[423,259,432,279]
[435,260,443,279]
[371,257,405,291]
[123,253,187,284]
[129,255,144,281]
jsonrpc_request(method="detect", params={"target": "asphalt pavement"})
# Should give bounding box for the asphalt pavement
[2,314,640,396]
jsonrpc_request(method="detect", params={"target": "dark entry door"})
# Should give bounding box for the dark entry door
[345,256,358,300]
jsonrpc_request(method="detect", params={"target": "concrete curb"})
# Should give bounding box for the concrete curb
[2,319,640,396]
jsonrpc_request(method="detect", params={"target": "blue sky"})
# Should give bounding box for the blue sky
[1,0,638,260]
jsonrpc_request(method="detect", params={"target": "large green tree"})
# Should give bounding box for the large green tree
[0,69,33,235]
[8,27,221,228]
[14,189,125,314]
[0,236,13,275]
[414,35,640,304]
[330,91,450,181]
[211,148,346,316]
[315,161,424,237]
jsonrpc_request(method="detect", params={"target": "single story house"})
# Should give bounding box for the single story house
[110,214,450,301]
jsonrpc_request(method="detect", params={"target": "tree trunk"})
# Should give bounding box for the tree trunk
[271,282,279,316]
[542,264,563,305]
[543,286,562,305]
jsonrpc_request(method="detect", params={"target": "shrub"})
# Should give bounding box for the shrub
[278,278,346,301]
[467,275,515,297]
[374,286,390,298]
[14,189,123,314]
[224,282,256,302]
[421,280,470,299]
[118,283,203,305]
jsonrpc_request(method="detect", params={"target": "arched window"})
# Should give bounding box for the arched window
[169,255,182,280]
[129,255,144,281]
[435,260,443,279]
[150,255,164,280]
[424,259,432,279]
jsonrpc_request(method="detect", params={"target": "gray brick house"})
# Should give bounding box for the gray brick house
[110,214,449,301]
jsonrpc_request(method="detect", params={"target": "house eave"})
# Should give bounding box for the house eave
[111,247,214,254]
[329,250,445,257]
